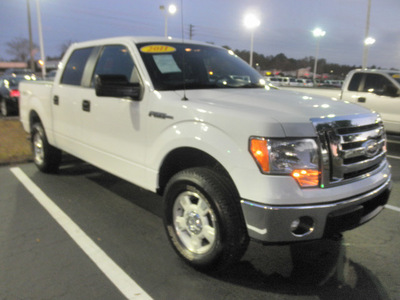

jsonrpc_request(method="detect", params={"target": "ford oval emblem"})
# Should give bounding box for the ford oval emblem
[364,140,380,158]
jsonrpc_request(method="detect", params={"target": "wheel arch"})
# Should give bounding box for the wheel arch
[157,147,238,198]
[29,110,42,131]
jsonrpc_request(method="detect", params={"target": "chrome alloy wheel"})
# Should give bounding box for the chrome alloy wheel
[33,131,44,166]
[172,191,217,255]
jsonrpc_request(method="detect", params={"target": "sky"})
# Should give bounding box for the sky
[1,0,400,69]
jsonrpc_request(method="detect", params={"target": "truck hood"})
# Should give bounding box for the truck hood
[183,88,374,136]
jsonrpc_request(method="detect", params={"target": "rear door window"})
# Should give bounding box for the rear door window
[61,47,94,86]
[348,72,363,91]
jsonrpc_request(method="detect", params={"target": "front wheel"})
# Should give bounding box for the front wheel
[163,167,249,272]
[31,123,62,173]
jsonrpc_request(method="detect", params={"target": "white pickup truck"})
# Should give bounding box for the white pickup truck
[19,37,391,271]
[340,69,400,134]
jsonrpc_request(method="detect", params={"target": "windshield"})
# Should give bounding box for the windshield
[137,43,265,90]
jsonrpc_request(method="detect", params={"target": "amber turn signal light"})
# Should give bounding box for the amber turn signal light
[291,169,320,187]
[250,139,269,173]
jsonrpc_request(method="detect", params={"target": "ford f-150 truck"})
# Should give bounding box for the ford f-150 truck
[19,37,392,271]
[341,69,400,134]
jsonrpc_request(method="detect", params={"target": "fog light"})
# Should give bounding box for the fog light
[290,216,314,237]
[290,219,300,231]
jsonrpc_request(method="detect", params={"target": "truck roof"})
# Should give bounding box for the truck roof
[349,68,400,74]
[68,36,220,50]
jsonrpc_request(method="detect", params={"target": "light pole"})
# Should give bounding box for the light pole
[36,0,46,78]
[160,4,177,38]
[312,28,326,85]
[26,0,35,71]
[363,37,376,68]
[244,14,260,67]
[362,0,372,68]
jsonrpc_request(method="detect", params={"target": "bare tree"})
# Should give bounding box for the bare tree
[6,37,38,62]
[59,40,75,58]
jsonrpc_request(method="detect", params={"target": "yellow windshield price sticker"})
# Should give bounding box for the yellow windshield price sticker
[140,45,176,53]
[392,74,400,79]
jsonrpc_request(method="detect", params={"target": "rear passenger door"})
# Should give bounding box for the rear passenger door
[51,46,98,154]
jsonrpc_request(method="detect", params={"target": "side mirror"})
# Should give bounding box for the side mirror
[95,74,142,100]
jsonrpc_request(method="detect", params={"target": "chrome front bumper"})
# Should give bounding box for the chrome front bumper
[240,174,392,243]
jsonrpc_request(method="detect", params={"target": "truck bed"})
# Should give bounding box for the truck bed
[19,80,54,134]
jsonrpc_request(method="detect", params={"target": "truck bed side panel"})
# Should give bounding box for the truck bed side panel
[19,81,55,143]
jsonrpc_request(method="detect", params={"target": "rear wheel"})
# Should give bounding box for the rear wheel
[163,167,249,271]
[1,99,8,116]
[31,123,62,173]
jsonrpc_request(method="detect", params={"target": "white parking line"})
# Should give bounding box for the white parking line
[386,204,400,213]
[387,154,400,160]
[10,167,152,300]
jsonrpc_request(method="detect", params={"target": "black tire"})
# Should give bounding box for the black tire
[31,122,62,173]
[1,99,8,116]
[163,167,249,272]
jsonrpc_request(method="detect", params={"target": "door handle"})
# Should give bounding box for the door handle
[82,100,91,112]
[53,95,59,105]
[358,97,366,103]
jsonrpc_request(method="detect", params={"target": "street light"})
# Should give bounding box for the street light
[363,37,376,68]
[160,4,177,38]
[244,14,260,67]
[362,0,372,69]
[312,28,326,85]
[26,0,35,71]
[35,0,46,78]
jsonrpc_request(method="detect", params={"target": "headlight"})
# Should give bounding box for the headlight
[249,138,320,187]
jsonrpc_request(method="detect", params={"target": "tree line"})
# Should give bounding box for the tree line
[228,48,364,79]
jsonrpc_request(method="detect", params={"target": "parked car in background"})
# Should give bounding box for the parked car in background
[288,77,296,86]
[341,69,400,134]
[280,76,290,86]
[295,79,309,87]
[285,78,313,87]
[3,68,36,78]
[45,70,57,81]
[265,76,283,86]
[0,76,33,116]
[305,79,314,87]
[321,80,343,88]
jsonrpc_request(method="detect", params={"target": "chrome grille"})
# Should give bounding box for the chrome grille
[312,114,387,187]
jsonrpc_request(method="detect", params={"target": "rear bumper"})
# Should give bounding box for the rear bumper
[240,174,391,243]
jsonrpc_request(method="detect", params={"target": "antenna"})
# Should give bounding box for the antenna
[180,0,188,100]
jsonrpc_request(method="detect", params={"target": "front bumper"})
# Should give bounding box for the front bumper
[240,174,391,243]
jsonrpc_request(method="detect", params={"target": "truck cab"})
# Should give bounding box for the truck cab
[341,69,400,134]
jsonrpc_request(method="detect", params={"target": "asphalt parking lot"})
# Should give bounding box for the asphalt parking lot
[1,141,400,299]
